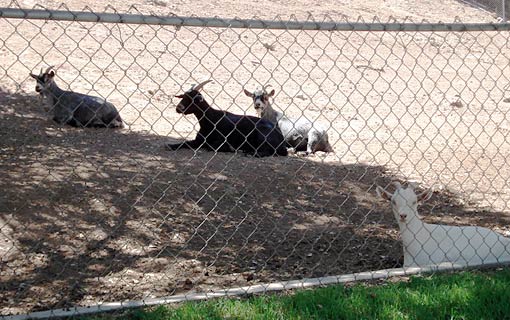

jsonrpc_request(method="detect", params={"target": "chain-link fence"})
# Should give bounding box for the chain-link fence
[1,3,510,318]
[460,0,508,20]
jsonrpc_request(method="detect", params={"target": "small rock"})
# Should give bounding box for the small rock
[450,100,464,108]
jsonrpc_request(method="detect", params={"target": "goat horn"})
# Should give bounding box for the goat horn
[194,80,213,92]
[39,67,43,75]
[393,181,402,189]
[45,65,55,74]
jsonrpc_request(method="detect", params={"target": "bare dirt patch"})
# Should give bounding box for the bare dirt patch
[1,0,510,315]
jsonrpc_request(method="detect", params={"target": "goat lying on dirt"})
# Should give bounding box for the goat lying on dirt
[30,66,124,128]
[167,80,287,157]
[376,182,510,268]
[244,86,333,155]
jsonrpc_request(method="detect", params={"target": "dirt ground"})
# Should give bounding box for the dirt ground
[1,0,510,316]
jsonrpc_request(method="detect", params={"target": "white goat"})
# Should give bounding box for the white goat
[244,87,333,155]
[376,182,510,268]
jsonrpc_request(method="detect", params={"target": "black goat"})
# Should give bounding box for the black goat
[166,80,287,157]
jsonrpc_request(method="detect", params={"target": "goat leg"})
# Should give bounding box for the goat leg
[207,139,235,152]
[166,138,205,150]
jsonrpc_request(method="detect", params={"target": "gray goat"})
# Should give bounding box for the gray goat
[244,87,333,154]
[30,66,123,128]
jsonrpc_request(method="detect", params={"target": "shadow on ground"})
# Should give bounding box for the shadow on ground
[1,88,509,315]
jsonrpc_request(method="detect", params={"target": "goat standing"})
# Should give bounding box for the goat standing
[376,182,510,268]
[167,80,287,157]
[30,66,123,128]
[244,87,333,155]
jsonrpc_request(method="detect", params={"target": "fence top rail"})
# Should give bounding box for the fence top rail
[1,7,509,31]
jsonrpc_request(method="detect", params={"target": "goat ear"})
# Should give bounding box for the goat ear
[417,189,433,202]
[376,186,392,201]
[243,89,254,98]
[268,89,275,97]
[175,94,185,98]
[29,73,38,79]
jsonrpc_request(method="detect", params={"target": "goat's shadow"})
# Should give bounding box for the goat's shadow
[1,87,509,314]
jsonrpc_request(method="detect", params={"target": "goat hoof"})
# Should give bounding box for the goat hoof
[296,151,310,157]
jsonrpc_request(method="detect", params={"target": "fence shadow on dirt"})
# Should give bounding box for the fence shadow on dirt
[1,88,509,314]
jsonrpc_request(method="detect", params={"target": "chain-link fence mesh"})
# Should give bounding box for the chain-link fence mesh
[460,0,508,20]
[1,3,510,318]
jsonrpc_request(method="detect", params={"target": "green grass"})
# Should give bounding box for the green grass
[82,268,510,320]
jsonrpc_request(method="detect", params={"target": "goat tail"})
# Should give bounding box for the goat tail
[109,114,125,128]
[325,142,334,153]
[322,134,334,153]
